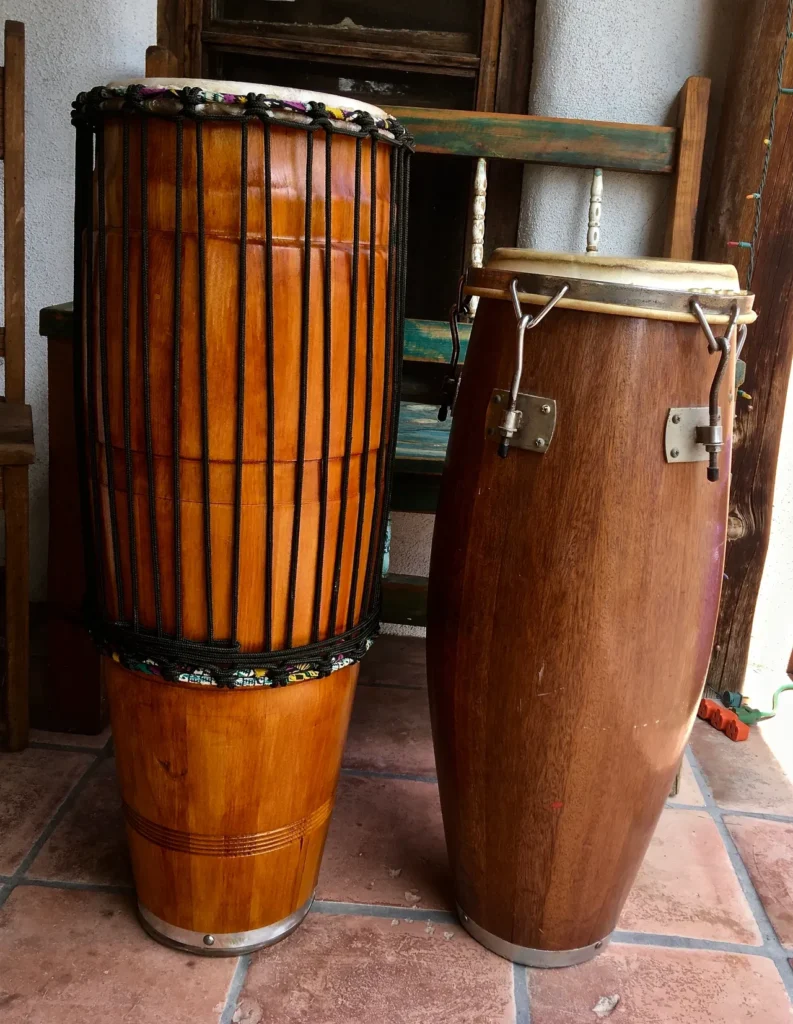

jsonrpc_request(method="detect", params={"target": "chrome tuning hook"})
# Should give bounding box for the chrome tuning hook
[690,300,740,482]
[498,279,570,458]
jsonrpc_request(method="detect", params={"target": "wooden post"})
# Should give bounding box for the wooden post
[145,44,178,78]
[700,0,793,692]
[665,76,711,259]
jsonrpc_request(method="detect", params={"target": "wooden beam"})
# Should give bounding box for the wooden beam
[388,106,676,172]
[700,0,793,693]
[2,465,29,750]
[664,76,711,259]
[3,20,24,403]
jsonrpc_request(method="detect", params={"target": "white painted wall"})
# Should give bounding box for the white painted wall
[0,0,156,599]
[387,0,744,634]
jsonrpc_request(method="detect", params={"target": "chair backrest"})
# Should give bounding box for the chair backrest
[1,20,25,404]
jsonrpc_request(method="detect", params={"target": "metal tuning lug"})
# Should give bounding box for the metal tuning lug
[496,278,569,458]
[439,274,468,422]
[683,300,740,482]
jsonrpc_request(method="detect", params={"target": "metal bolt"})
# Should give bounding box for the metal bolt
[534,437,546,449]
[492,394,502,404]
[203,935,215,947]
[541,403,552,415]
[594,941,602,950]
[672,414,681,424]
[670,448,680,458]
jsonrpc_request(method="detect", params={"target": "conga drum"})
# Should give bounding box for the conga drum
[71,80,411,953]
[426,250,754,967]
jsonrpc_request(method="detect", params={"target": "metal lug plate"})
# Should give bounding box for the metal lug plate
[486,390,557,453]
[665,407,712,464]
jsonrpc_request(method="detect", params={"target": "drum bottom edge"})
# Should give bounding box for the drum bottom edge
[137,894,315,956]
[457,905,611,968]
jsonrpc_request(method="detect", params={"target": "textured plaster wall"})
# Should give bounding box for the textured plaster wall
[386,0,743,634]
[0,0,156,599]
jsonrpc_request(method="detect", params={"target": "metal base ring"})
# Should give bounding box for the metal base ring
[457,905,611,968]
[137,892,315,956]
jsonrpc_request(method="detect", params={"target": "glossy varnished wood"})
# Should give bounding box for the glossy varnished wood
[88,109,397,942]
[92,116,392,647]
[426,298,734,952]
[106,657,357,933]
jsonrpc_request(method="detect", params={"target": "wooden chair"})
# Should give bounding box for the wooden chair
[381,78,712,626]
[0,20,33,751]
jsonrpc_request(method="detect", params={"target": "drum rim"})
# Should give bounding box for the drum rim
[458,905,611,968]
[465,267,756,325]
[109,76,391,120]
[137,894,314,956]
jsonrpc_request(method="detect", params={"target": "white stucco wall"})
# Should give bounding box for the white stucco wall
[387,0,743,634]
[0,0,156,599]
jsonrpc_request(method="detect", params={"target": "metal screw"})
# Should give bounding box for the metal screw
[534,437,546,448]
[492,394,502,404]
[670,448,680,458]
[203,935,215,947]
[594,941,602,950]
[541,403,552,414]
[672,414,681,424]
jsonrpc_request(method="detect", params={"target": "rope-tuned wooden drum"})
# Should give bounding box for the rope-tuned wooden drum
[427,250,755,968]
[71,79,411,954]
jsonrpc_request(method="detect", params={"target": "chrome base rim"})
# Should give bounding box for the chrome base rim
[137,892,315,956]
[457,905,611,968]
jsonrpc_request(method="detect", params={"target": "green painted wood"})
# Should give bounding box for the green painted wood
[389,106,676,173]
[404,318,471,363]
[396,402,450,464]
[381,573,429,627]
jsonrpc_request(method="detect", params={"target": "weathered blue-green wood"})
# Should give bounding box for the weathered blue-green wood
[404,318,471,364]
[389,106,676,173]
[396,402,450,467]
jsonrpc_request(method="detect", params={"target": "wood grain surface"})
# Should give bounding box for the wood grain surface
[427,296,735,953]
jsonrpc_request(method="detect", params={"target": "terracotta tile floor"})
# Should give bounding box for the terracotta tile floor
[0,636,791,1022]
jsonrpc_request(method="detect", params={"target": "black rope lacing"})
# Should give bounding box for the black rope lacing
[71,86,413,688]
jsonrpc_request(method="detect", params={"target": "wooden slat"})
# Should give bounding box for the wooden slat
[404,318,471,363]
[201,29,479,74]
[388,105,676,172]
[0,326,5,357]
[3,20,24,403]
[381,573,429,628]
[701,0,793,694]
[2,464,29,750]
[476,0,504,110]
[0,65,5,160]
[664,76,711,259]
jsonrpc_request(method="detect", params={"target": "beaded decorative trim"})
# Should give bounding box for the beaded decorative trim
[105,639,374,689]
[71,84,413,147]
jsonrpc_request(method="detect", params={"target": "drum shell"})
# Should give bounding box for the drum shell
[106,657,357,936]
[426,298,734,953]
[86,115,394,646]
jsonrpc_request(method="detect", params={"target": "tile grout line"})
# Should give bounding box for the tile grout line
[686,747,793,999]
[665,799,793,824]
[16,877,134,894]
[218,953,251,1024]
[513,963,531,1024]
[0,743,113,911]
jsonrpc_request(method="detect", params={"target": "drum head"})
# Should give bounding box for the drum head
[467,249,756,325]
[108,77,391,121]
